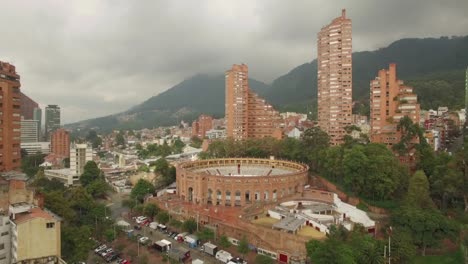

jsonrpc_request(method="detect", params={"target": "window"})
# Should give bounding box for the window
[0,231,8,236]
[46,222,55,228]
[0,244,4,250]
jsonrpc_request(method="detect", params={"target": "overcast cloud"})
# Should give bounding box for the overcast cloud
[0,0,467,123]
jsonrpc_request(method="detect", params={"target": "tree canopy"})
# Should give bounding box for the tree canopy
[130,179,155,201]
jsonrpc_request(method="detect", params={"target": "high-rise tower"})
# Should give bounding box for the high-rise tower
[317,9,353,145]
[0,61,22,171]
[45,105,60,140]
[225,64,282,140]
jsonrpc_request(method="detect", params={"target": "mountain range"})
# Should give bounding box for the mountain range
[67,36,468,132]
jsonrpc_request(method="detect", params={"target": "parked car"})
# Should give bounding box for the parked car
[101,248,113,257]
[94,244,107,254]
[105,252,119,263]
[139,236,150,245]
[140,219,150,226]
[136,216,148,224]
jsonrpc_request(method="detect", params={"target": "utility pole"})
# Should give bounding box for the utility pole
[197,212,199,232]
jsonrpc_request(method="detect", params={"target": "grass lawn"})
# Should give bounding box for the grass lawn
[297,226,326,239]
[251,216,279,228]
[412,248,464,264]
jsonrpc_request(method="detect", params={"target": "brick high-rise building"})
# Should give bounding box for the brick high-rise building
[0,61,22,171]
[45,105,60,140]
[370,63,421,146]
[225,64,282,140]
[20,92,38,120]
[192,114,213,138]
[50,128,70,158]
[317,9,353,145]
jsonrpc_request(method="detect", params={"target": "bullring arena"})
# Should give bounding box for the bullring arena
[176,158,309,206]
[149,158,375,263]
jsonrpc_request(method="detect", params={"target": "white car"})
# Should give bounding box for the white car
[101,248,113,257]
[136,216,148,224]
[139,236,149,244]
[94,244,106,253]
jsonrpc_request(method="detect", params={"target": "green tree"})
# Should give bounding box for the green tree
[197,227,215,242]
[154,158,170,176]
[182,218,198,234]
[301,127,330,171]
[343,145,369,194]
[157,211,170,224]
[405,170,434,209]
[86,130,102,149]
[80,161,102,186]
[172,138,185,153]
[122,199,136,209]
[390,229,416,264]
[86,179,111,198]
[237,236,249,258]
[190,136,203,148]
[218,235,231,249]
[306,239,356,264]
[392,207,459,255]
[130,179,155,201]
[143,203,159,219]
[61,225,94,263]
[21,153,46,177]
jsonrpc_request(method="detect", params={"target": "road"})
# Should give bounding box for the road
[106,192,129,219]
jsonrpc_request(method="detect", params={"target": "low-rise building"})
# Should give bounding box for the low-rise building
[10,205,62,263]
[20,142,50,155]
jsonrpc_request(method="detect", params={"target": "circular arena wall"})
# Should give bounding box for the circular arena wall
[176,158,309,206]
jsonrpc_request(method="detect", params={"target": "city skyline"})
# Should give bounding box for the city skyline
[0,1,467,123]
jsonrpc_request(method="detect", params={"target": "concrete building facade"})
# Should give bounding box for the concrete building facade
[0,61,22,172]
[45,105,60,140]
[10,205,62,263]
[177,158,308,206]
[70,143,92,176]
[192,114,213,138]
[317,9,353,145]
[225,64,282,140]
[33,108,42,140]
[20,118,39,143]
[50,129,70,158]
[370,64,421,146]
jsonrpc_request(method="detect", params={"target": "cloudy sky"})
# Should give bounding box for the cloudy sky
[1,1,467,123]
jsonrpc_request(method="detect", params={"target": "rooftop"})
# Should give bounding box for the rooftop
[272,216,305,232]
[13,207,57,224]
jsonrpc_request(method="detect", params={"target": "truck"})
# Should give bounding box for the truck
[215,250,233,263]
[202,242,218,256]
[153,240,170,252]
[149,222,159,230]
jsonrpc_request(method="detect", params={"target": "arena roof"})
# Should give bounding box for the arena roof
[272,216,306,232]
[193,165,295,177]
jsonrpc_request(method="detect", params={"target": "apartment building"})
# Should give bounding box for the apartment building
[191,114,213,138]
[50,129,70,158]
[369,63,421,146]
[0,61,22,171]
[225,64,282,140]
[317,9,353,145]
